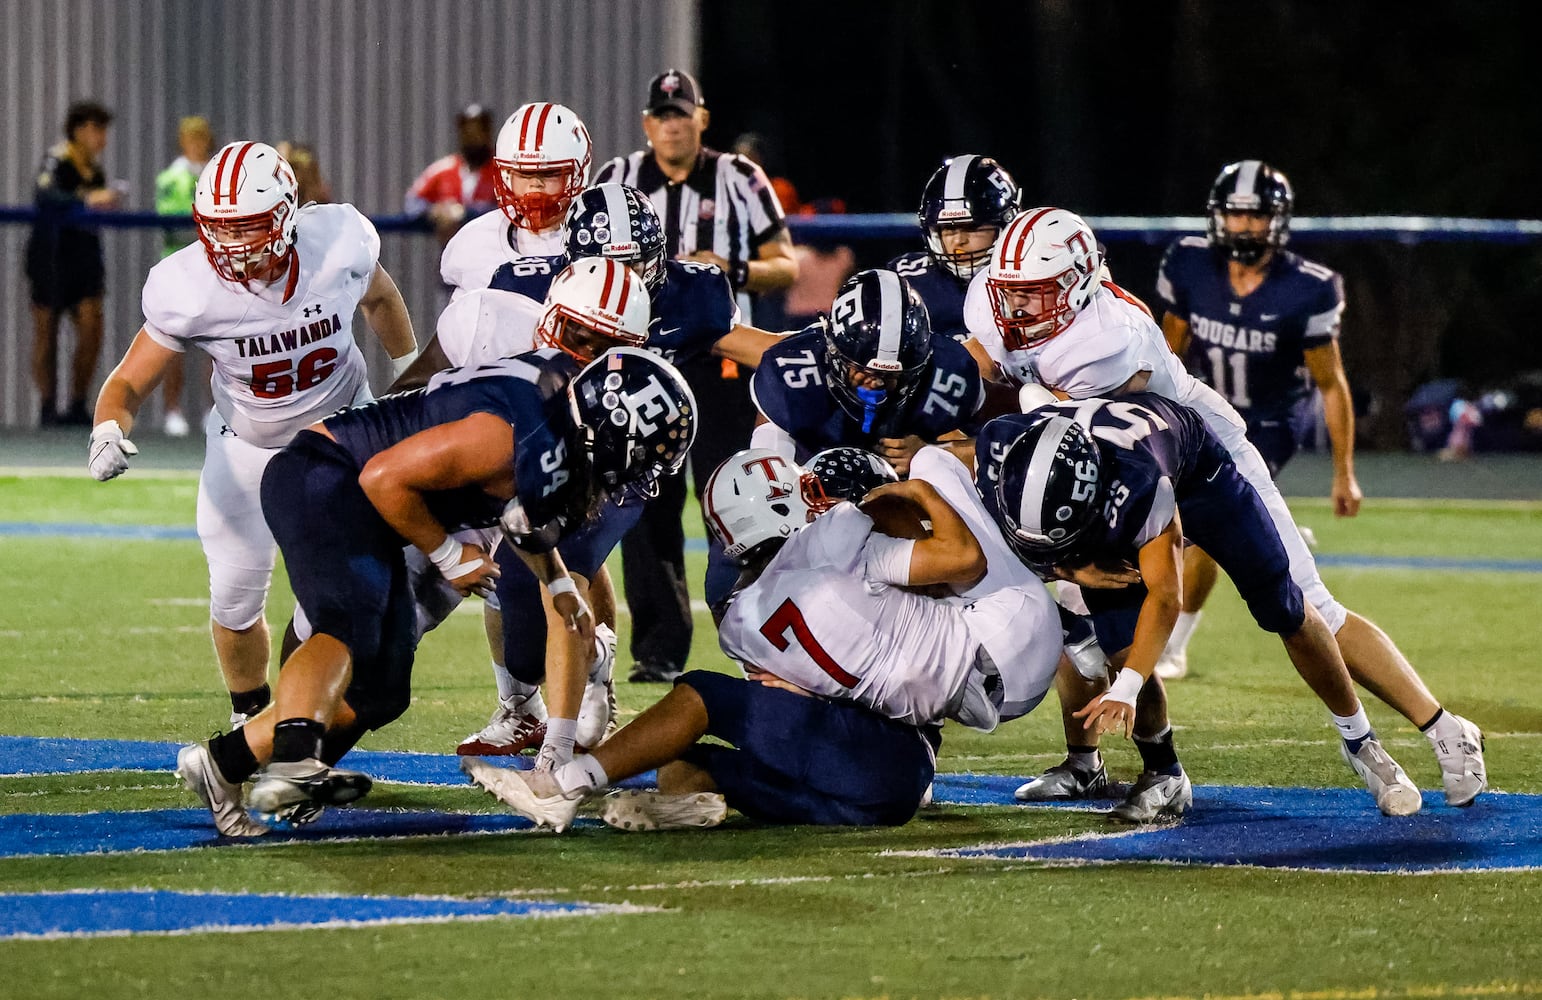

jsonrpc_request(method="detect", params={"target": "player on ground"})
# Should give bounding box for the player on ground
[176,347,696,836]
[439,102,590,299]
[1152,160,1362,679]
[90,141,418,728]
[890,154,1020,341]
[465,448,1056,831]
[981,395,1421,818]
[963,206,1486,810]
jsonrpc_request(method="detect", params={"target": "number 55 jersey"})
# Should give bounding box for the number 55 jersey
[141,202,380,449]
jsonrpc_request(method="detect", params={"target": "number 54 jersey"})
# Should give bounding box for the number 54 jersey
[141,203,380,449]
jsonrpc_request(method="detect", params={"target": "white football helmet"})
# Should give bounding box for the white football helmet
[535,258,651,363]
[986,207,1104,351]
[193,141,299,283]
[493,102,592,232]
[703,449,835,562]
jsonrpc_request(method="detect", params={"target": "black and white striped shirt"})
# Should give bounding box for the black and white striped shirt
[595,146,786,324]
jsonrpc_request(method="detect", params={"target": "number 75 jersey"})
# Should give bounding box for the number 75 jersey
[749,326,984,461]
[141,203,379,449]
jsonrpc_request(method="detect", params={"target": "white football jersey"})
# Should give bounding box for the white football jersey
[439,211,565,300]
[716,503,980,726]
[433,287,545,368]
[142,203,378,449]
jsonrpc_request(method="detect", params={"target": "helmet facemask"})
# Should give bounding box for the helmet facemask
[495,162,582,232]
[923,222,1000,281]
[536,309,645,364]
[987,272,1078,352]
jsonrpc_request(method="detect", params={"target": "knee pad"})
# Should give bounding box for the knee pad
[208,562,273,631]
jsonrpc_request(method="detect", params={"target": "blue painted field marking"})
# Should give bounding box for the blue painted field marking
[4,521,1541,572]
[0,889,646,940]
[929,785,1542,873]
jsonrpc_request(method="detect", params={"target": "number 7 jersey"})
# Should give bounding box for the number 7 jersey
[141,202,380,449]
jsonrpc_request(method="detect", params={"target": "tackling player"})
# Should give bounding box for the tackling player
[90,141,417,729]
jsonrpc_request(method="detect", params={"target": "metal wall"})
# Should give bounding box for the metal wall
[1,0,698,428]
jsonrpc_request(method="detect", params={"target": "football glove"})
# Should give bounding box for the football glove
[88,420,139,481]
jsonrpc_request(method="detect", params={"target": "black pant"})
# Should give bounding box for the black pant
[621,354,757,667]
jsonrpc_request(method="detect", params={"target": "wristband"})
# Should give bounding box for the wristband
[389,347,420,379]
[728,260,749,290]
[546,575,578,598]
[428,536,482,580]
[1104,667,1145,708]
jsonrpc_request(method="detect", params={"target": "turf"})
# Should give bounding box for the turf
[2,474,1540,999]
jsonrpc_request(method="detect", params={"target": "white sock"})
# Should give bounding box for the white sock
[1166,610,1203,654]
[1331,706,1372,744]
[493,662,540,704]
[555,754,608,796]
[542,716,578,764]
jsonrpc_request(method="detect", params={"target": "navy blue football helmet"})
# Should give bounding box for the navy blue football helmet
[806,447,899,503]
[918,154,1020,280]
[1206,160,1293,265]
[568,347,696,502]
[821,269,934,434]
[992,415,1107,574]
[564,183,668,292]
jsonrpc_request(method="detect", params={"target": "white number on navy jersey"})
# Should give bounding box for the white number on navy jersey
[1204,347,1253,408]
[427,356,541,392]
[921,368,970,418]
[1050,399,1171,450]
[775,349,822,389]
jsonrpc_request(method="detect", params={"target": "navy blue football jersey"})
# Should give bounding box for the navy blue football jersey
[1155,236,1345,426]
[752,326,985,462]
[324,349,581,534]
[977,394,1227,560]
[889,250,968,341]
[487,254,567,301]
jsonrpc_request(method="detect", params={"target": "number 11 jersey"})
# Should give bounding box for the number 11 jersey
[141,202,380,449]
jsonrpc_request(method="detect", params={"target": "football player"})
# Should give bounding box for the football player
[890,154,1020,341]
[464,448,1056,831]
[176,347,696,835]
[1152,161,1361,679]
[90,141,418,729]
[962,207,1486,811]
[439,102,590,299]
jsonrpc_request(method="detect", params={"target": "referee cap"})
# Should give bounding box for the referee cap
[646,69,704,115]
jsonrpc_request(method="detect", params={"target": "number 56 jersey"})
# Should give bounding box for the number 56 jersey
[141,203,380,449]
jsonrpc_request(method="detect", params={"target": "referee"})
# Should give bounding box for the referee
[596,68,797,682]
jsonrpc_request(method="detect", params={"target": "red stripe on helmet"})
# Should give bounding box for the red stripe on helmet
[702,464,735,546]
[612,260,631,315]
[226,141,256,205]
[517,105,536,150]
[211,144,237,206]
[1005,207,1055,269]
[598,258,617,310]
[532,103,554,149]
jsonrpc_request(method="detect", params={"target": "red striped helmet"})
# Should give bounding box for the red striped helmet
[703,449,828,562]
[987,207,1103,351]
[192,141,298,283]
[494,102,592,231]
[536,258,651,363]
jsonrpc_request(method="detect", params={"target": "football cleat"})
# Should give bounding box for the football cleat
[248,758,373,818]
[1431,713,1487,807]
[601,790,727,832]
[456,691,548,756]
[576,624,619,751]
[1340,738,1422,816]
[229,711,252,730]
[176,741,270,838]
[462,757,582,833]
[1108,769,1192,824]
[1154,648,1188,681]
[1015,757,1109,802]
[627,659,683,684]
[163,409,190,438]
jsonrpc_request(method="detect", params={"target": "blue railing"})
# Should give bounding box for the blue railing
[6,206,1541,245]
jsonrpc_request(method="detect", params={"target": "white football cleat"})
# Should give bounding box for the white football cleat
[1341,738,1422,816]
[248,758,373,818]
[1153,648,1188,681]
[163,408,190,438]
[462,757,583,833]
[1431,713,1487,807]
[1015,758,1109,802]
[176,742,269,838]
[456,691,548,756]
[601,790,727,832]
[576,624,618,751]
[1108,769,1192,823]
[229,710,251,730]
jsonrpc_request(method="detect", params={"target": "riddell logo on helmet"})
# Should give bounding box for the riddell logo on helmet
[606,241,640,256]
[937,207,972,221]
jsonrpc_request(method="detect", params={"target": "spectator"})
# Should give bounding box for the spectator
[404,104,497,246]
[594,68,797,683]
[276,141,333,206]
[26,100,120,427]
[152,115,215,437]
[782,197,858,329]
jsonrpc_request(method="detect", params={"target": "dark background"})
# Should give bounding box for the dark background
[698,2,1542,448]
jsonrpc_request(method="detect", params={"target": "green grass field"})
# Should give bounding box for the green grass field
[2,473,1540,999]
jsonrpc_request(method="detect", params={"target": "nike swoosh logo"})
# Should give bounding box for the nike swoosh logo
[1205,467,1222,482]
[658,326,684,337]
[1259,313,1280,321]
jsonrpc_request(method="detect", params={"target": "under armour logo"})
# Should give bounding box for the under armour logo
[303,304,323,318]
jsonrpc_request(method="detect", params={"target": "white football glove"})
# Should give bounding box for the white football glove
[88,420,139,481]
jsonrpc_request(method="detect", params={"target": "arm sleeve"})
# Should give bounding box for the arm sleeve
[749,418,798,463]
[862,532,918,587]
